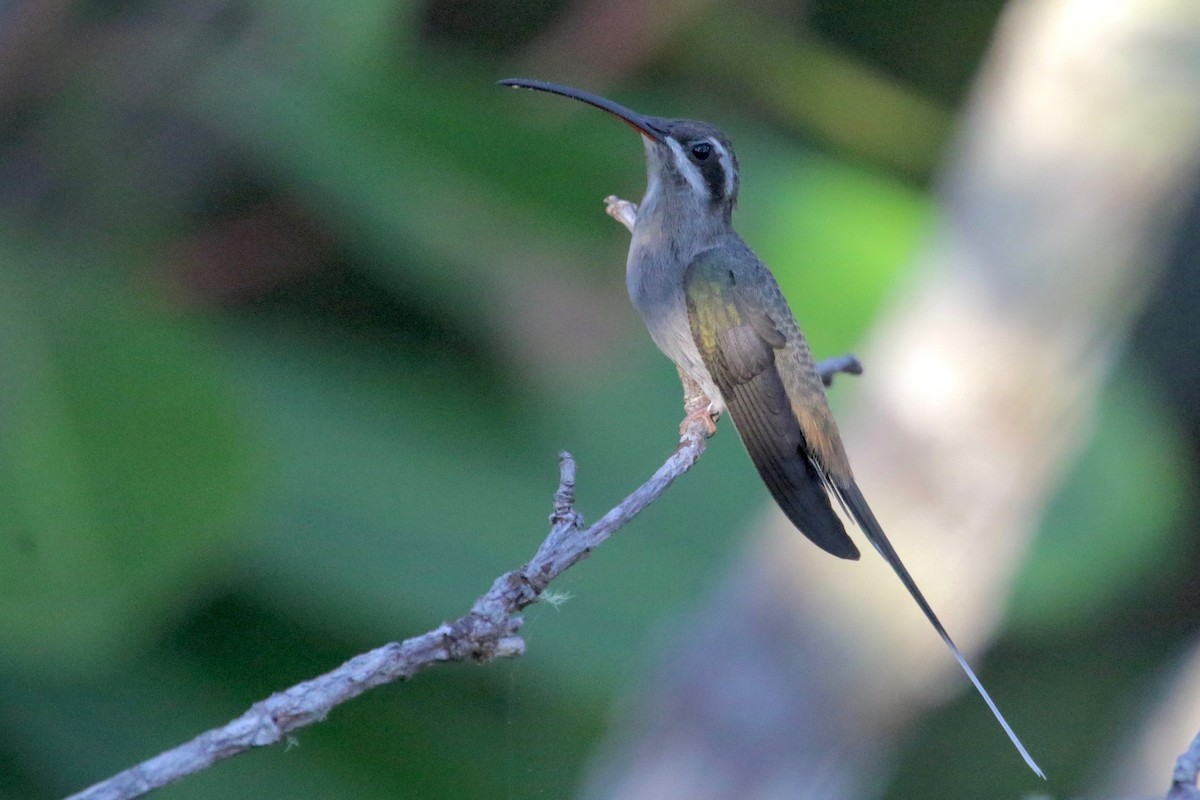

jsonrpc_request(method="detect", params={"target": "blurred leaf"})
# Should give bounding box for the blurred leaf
[740,148,930,351]
[0,246,253,672]
[1007,366,1190,632]
[189,33,637,295]
[683,7,956,177]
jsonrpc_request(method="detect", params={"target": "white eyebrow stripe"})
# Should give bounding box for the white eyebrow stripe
[711,138,734,198]
[666,137,707,198]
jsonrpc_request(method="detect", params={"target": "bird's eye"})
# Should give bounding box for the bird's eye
[691,142,713,161]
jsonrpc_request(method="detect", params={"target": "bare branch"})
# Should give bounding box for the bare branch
[63,355,858,800]
[1169,729,1200,800]
[817,354,862,387]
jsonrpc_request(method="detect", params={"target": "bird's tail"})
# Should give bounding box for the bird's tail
[836,480,1045,780]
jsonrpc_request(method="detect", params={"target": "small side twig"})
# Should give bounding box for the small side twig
[64,355,861,800]
[1168,729,1200,799]
[817,353,862,387]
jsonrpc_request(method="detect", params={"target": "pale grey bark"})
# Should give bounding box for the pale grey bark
[1169,729,1200,800]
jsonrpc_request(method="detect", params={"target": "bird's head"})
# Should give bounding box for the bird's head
[500,79,739,225]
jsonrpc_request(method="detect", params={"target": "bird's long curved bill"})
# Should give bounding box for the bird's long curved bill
[498,78,664,142]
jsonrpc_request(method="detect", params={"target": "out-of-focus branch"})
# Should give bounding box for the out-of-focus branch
[63,357,861,800]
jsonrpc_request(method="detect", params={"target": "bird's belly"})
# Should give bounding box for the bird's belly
[653,326,726,414]
[627,265,726,412]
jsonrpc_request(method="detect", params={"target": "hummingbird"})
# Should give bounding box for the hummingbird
[500,78,1043,779]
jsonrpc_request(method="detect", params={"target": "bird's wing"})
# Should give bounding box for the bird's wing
[683,246,859,560]
[685,245,1043,776]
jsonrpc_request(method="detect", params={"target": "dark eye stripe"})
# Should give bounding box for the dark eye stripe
[667,135,732,205]
[710,139,736,200]
[689,140,724,200]
[701,159,725,202]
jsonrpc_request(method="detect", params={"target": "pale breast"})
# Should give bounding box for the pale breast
[626,238,726,411]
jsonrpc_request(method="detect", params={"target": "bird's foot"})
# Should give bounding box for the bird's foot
[604,195,637,233]
[677,368,720,437]
[679,403,720,437]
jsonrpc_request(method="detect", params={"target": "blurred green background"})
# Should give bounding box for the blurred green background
[1,0,1198,798]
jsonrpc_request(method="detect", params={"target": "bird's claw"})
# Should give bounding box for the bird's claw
[680,403,719,437]
[604,195,637,233]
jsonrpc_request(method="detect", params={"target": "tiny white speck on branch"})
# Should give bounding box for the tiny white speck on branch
[63,356,862,800]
